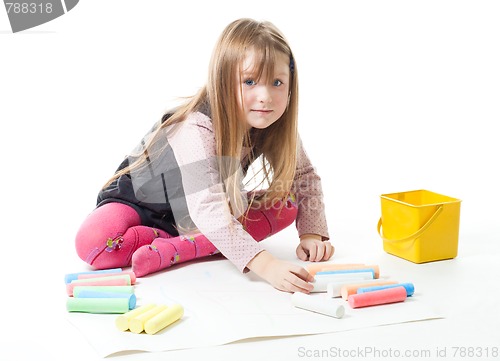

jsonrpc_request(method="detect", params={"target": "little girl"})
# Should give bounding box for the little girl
[75,18,334,293]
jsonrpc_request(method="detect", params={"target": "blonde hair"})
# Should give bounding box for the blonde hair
[103,18,299,217]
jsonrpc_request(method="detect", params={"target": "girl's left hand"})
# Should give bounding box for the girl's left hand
[296,235,334,262]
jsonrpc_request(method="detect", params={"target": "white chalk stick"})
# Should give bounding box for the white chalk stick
[291,292,345,319]
[326,278,397,298]
[311,271,374,293]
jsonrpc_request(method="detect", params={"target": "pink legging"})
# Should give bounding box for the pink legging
[75,199,297,277]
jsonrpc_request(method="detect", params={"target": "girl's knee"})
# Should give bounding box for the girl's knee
[74,202,142,268]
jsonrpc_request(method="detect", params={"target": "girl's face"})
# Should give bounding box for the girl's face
[237,50,290,129]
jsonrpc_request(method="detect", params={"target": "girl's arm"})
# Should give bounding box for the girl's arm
[292,138,334,262]
[292,137,330,241]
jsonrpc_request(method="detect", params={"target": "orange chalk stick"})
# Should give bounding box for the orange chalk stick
[308,264,381,279]
[340,281,398,300]
[305,263,366,276]
[348,286,407,308]
[77,270,136,285]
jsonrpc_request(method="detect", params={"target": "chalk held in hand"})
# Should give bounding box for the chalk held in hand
[357,283,415,297]
[348,286,407,308]
[144,304,184,335]
[305,263,365,276]
[312,271,374,293]
[291,292,345,319]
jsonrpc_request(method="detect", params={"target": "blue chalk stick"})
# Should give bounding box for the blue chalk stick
[316,269,375,278]
[357,283,415,297]
[64,268,123,284]
[76,290,136,309]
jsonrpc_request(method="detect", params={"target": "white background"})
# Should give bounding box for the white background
[1,1,499,360]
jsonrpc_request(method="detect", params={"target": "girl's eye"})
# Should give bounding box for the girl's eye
[244,79,256,86]
[273,79,283,87]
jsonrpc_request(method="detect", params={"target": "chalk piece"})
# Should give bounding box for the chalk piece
[73,286,134,297]
[66,297,130,314]
[75,291,136,309]
[70,274,131,285]
[327,279,397,298]
[64,268,122,284]
[77,270,136,285]
[316,266,380,279]
[129,305,168,334]
[115,304,157,331]
[341,281,399,300]
[306,263,366,276]
[291,292,345,319]
[348,286,407,308]
[144,304,184,335]
[317,268,376,278]
[66,275,131,296]
[312,271,374,293]
[357,283,415,297]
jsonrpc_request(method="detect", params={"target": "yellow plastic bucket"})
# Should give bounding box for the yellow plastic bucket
[377,189,461,263]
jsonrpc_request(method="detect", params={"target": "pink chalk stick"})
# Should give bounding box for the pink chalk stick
[66,277,130,296]
[77,271,136,285]
[348,286,407,308]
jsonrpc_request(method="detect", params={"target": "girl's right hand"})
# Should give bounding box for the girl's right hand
[247,251,314,293]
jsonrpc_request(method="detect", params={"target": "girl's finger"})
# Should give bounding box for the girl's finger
[296,245,309,261]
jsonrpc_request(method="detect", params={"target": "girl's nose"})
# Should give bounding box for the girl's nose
[257,85,272,103]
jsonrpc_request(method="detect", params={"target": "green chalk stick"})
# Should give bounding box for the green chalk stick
[66,297,131,314]
[73,286,134,296]
[75,291,137,310]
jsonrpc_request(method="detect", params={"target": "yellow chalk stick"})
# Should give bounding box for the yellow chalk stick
[129,305,168,334]
[144,304,184,335]
[115,304,157,331]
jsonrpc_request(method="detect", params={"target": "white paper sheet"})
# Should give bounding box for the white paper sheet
[66,258,442,357]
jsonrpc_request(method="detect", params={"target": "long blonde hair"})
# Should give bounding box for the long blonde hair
[103,18,299,216]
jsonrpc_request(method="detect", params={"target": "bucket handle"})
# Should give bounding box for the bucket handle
[377,205,443,245]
